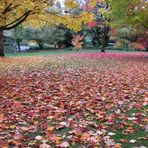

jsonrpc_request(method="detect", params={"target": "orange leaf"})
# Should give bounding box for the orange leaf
[0,114,4,123]
[80,133,90,141]
[47,126,54,131]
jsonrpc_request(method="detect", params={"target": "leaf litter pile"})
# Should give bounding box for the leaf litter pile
[0,53,148,147]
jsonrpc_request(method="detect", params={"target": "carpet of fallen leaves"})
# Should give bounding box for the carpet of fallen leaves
[0,52,148,148]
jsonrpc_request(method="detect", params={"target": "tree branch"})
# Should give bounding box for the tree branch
[2,3,12,14]
[0,11,31,30]
[10,4,21,11]
[2,3,20,14]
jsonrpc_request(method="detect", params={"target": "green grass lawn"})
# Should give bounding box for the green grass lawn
[5,48,140,57]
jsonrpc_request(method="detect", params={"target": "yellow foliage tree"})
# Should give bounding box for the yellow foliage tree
[0,0,94,56]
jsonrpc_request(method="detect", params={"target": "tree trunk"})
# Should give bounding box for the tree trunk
[0,30,5,57]
[100,34,106,52]
[17,41,21,52]
[54,44,57,48]
[100,26,110,52]
[58,43,60,49]
[146,42,148,52]
[38,43,43,50]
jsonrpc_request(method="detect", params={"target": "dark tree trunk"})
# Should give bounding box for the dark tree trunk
[100,34,106,52]
[54,44,57,48]
[0,30,5,57]
[93,26,109,52]
[38,43,43,50]
[58,43,60,49]
[17,41,21,52]
[146,41,148,52]
[100,26,110,52]
[64,30,73,48]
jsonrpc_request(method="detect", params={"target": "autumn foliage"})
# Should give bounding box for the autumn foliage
[72,34,84,50]
[87,21,97,28]
[0,52,148,147]
[129,42,146,50]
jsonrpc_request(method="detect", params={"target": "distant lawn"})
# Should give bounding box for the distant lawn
[5,48,142,57]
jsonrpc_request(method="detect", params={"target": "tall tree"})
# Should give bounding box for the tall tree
[78,0,110,52]
[0,0,94,56]
[12,26,24,51]
[106,0,148,30]
[106,0,148,51]
[23,26,50,50]
[46,26,66,48]
[0,0,48,56]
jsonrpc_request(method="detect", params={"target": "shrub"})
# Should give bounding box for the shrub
[129,42,146,51]
[71,35,84,51]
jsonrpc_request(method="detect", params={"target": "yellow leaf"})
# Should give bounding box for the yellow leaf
[47,116,53,120]
[53,136,62,144]
[47,126,54,131]
[64,0,78,9]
